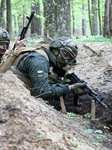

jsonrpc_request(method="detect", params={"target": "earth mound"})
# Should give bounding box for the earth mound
[0,41,111,149]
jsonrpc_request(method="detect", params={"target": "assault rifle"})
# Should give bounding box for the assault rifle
[19,10,35,40]
[13,11,35,49]
[57,68,107,109]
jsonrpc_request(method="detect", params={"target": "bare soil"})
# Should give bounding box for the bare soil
[0,41,112,150]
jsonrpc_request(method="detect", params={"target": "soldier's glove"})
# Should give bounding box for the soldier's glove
[70,83,86,96]
[62,79,71,84]
[48,74,58,84]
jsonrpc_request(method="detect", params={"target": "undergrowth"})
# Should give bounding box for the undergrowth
[72,35,112,42]
[26,35,112,45]
[12,35,112,47]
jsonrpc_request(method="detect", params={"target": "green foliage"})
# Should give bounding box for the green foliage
[67,112,76,117]
[25,37,43,46]
[92,142,102,146]
[49,128,51,132]
[94,130,103,134]
[84,129,93,133]
[82,121,88,127]
[35,14,45,20]
[7,0,44,39]
[73,137,77,140]
[71,0,105,36]
[71,142,78,147]
[38,135,43,140]
[4,0,106,40]
[53,0,57,6]
[24,96,27,99]
[1,0,107,41]
[85,140,89,144]
[84,128,108,142]
[72,36,112,42]
[104,126,110,129]
[84,113,91,118]
[95,135,107,139]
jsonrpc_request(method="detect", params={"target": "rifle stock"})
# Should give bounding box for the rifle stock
[57,68,107,108]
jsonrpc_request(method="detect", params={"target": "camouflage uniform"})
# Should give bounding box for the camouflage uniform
[17,48,70,100]
[0,36,86,108]
[15,37,78,100]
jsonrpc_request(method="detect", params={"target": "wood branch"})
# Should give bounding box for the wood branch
[83,44,98,54]
[47,33,53,41]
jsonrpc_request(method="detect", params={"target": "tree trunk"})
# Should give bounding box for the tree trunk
[56,0,71,37]
[82,3,86,35]
[14,15,17,37]
[6,0,12,39]
[23,5,26,27]
[72,0,75,35]
[91,0,99,35]
[88,0,92,35]
[98,0,102,35]
[43,0,56,40]
[0,0,6,28]
[31,0,42,36]
[109,0,112,35]
[103,0,110,37]
[18,15,22,36]
[43,0,71,41]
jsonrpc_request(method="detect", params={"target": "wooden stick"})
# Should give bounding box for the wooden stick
[60,96,67,114]
[83,44,98,54]
[91,100,95,120]
[60,81,67,114]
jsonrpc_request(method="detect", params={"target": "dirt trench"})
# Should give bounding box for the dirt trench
[47,41,112,149]
[6,40,112,149]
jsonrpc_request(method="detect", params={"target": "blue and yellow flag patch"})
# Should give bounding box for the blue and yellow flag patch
[37,69,44,77]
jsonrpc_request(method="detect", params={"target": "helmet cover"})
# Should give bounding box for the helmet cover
[0,29,10,49]
[50,37,78,65]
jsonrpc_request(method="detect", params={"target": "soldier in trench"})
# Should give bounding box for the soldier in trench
[10,37,86,109]
[0,36,86,110]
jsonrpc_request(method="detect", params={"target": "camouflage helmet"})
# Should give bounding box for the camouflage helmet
[0,29,10,49]
[50,37,78,65]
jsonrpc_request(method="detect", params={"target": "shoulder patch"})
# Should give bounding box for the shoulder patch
[37,69,44,77]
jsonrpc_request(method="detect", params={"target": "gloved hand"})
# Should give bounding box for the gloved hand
[70,83,86,96]
[62,79,71,84]
[48,74,58,84]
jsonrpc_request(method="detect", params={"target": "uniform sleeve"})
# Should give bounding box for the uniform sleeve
[17,52,70,100]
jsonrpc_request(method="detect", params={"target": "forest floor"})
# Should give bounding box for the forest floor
[0,41,112,150]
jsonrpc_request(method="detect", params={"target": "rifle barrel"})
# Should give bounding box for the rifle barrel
[20,11,35,40]
[91,93,107,108]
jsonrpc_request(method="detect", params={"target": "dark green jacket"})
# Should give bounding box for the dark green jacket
[17,49,70,100]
